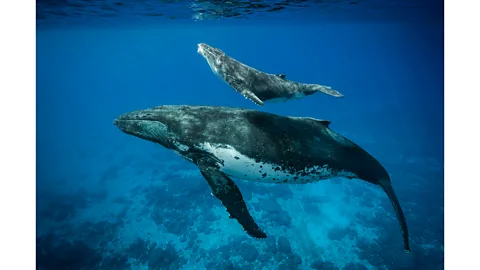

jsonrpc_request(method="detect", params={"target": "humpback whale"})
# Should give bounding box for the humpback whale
[114,105,410,253]
[197,43,344,105]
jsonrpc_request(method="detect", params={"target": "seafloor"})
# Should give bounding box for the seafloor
[36,131,443,270]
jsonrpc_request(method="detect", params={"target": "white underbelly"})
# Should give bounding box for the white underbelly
[198,143,355,184]
[266,91,306,103]
[266,97,290,103]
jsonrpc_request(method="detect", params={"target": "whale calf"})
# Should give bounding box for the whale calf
[114,105,410,252]
[197,43,344,106]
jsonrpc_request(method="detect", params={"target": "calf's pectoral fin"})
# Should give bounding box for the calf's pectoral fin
[225,75,265,106]
[198,165,267,239]
[241,90,264,106]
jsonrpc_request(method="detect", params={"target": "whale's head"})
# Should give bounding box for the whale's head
[197,43,227,73]
[197,43,223,60]
[114,106,192,152]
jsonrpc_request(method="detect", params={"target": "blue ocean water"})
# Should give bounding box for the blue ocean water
[36,1,444,269]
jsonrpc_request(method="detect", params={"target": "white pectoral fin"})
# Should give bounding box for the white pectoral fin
[225,74,265,106]
[241,90,264,106]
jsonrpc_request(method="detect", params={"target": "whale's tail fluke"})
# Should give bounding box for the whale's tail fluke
[304,84,344,98]
[379,179,411,253]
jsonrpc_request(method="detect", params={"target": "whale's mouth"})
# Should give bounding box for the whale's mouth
[114,116,172,147]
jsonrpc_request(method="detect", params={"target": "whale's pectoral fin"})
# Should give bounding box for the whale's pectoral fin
[241,90,264,106]
[224,75,265,106]
[275,74,286,79]
[198,165,267,239]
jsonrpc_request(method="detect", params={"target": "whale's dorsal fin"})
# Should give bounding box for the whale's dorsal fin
[306,118,331,127]
[289,116,331,127]
[275,74,286,79]
[314,119,331,127]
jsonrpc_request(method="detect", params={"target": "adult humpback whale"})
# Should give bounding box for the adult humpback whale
[197,43,344,105]
[114,105,410,253]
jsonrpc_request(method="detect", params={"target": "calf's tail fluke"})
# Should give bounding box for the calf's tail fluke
[305,84,344,98]
[379,179,411,253]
